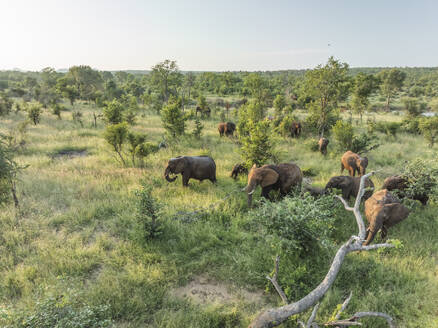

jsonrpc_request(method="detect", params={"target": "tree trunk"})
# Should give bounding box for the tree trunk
[385,95,391,112]
[11,180,18,208]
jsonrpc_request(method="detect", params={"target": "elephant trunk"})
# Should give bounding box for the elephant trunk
[164,166,177,182]
[244,180,258,207]
[363,226,379,246]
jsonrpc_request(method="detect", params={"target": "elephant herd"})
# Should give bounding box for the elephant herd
[163,149,428,246]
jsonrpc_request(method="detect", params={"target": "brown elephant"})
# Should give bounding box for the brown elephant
[230,163,248,180]
[218,122,236,137]
[303,185,326,197]
[164,156,216,187]
[363,189,410,245]
[244,163,303,207]
[325,176,374,200]
[341,151,368,176]
[382,175,429,205]
[290,122,302,138]
[318,137,329,155]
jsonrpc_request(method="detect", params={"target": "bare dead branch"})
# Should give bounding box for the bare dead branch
[266,256,288,304]
[248,170,395,328]
[335,195,353,211]
[306,303,320,328]
[325,320,362,326]
[351,312,396,328]
[334,291,353,320]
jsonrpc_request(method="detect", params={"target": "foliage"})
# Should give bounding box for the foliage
[124,109,136,125]
[331,120,354,151]
[0,92,13,116]
[51,103,63,119]
[151,59,182,102]
[103,122,128,165]
[240,120,273,167]
[72,111,83,127]
[102,100,124,124]
[192,117,204,138]
[161,97,187,138]
[402,97,426,117]
[351,73,379,121]
[400,117,421,134]
[67,65,103,101]
[275,114,297,137]
[243,73,270,106]
[9,295,112,328]
[369,121,400,137]
[377,68,406,111]
[400,158,438,203]
[237,101,266,137]
[135,182,162,241]
[273,94,286,116]
[26,101,42,125]
[249,194,338,256]
[350,132,380,154]
[0,134,22,206]
[419,116,438,147]
[300,57,350,135]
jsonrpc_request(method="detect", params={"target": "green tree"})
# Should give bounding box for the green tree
[135,182,162,241]
[192,117,204,138]
[244,73,270,106]
[0,134,23,207]
[104,122,128,165]
[377,68,406,111]
[402,97,425,117]
[351,73,379,122]
[273,94,287,116]
[67,65,103,101]
[237,101,266,137]
[161,97,186,138]
[332,120,354,151]
[103,100,124,124]
[240,120,273,167]
[56,76,79,105]
[151,60,183,103]
[26,102,42,125]
[301,57,350,136]
[0,92,13,116]
[419,117,438,147]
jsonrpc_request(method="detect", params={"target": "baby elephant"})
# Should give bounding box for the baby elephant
[218,122,236,137]
[325,175,374,200]
[318,137,329,155]
[341,151,368,176]
[230,163,248,180]
[363,189,410,245]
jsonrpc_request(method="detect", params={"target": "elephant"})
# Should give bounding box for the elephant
[196,106,211,118]
[325,175,374,201]
[244,162,303,207]
[318,137,329,155]
[303,185,326,197]
[363,189,410,245]
[382,175,429,205]
[341,151,368,176]
[164,156,216,187]
[230,163,248,180]
[218,122,236,137]
[290,122,302,138]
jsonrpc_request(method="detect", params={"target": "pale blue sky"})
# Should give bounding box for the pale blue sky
[0,0,436,71]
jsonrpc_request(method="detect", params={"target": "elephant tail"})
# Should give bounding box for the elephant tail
[363,228,378,246]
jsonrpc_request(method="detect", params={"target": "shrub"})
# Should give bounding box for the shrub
[350,133,379,154]
[51,104,63,120]
[273,94,286,116]
[161,97,186,138]
[400,159,438,203]
[400,117,421,134]
[124,109,136,125]
[192,117,203,138]
[275,115,297,137]
[331,120,354,151]
[0,92,13,116]
[370,121,400,137]
[402,97,426,117]
[103,122,128,165]
[10,295,112,328]
[103,100,123,124]
[419,117,438,147]
[72,110,83,127]
[26,102,42,125]
[135,182,162,242]
[240,120,273,167]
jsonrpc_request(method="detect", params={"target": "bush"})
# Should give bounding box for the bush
[103,123,128,165]
[51,104,63,120]
[275,115,298,137]
[72,110,83,127]
[26,102,42,125]
[400,159,438,203]
[370,121,400,137]
[161,97,187,138]
[402,97,426,117]
[192,117,203,138]
[331,120,354,151]
[419,117,438,147]
[400,117,421,134]
[350,133,379,154]
[0,92,13,116]
[135,182,162,242]
[9,295,112,328]
[103,100,123,124]
[240,120,273,167]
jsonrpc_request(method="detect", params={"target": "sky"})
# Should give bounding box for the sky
[0,0,437,71]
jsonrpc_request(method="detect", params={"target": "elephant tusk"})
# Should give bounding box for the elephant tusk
[241,187,247,192]
[248,190,255,195]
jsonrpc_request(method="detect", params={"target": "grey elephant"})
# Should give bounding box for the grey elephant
[164,156,216,187]
[244,162,302,207]
[325,175,374,200]
[363,189,410,245]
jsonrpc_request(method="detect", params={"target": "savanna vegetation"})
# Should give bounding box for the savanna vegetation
[0,58,437,327]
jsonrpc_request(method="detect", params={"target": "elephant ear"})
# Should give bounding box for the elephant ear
[175,157,187,173]
[260,168,279,187]
[339,178,351,188]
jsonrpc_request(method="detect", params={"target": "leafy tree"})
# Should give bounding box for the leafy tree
[26,102,42,125]
[301,57,350,136]
[51,103,63,119]
[151,60,182,103]
[332,120,354,151]
[67,65,103,101]
[351,73,379,122]
[350,133,380,154]
[419,117,438,147]
[0,92,13,116]
[402,97,425,117]
[135,142,158,167]
[184,72,195,102]
[240,120,273,167]
[237,101,266,137]
[127,131,146,166]
[244,73,270,106]
[56,76,79,105]
[161,97,186,138]
[103,80,123,100]
[192,117,203,138]
[72,110,83,127]
[103,100,124,124]
[377,68,406,111]
[273,94,287,116]
[135,182,162,242]
[104,122,128,165]
[0,134,23,207]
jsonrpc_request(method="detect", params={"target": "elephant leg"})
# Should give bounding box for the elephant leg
[182,174,190,187]
[380,226,388,241]
[261,186,273,200]
[349,168,355,177]
[342,188,350,200]
[209,176,216,184]
[340,163,345,174]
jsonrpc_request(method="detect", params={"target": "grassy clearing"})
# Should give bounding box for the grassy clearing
[0,103,437,327]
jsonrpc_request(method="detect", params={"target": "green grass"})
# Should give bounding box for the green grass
[0,102,437,327]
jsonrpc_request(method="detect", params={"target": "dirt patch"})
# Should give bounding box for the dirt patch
[171,275,266,305]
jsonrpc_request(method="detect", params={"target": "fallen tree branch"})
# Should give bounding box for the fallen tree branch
[266,256,288,304]
[334,291,353,320]
[306,303,320,328]
[248,172,396,328]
